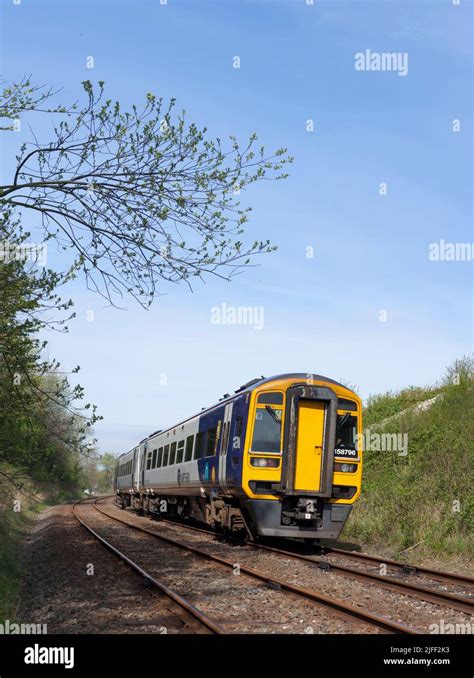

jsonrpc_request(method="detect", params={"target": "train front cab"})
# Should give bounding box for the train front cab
[241,377,362,540]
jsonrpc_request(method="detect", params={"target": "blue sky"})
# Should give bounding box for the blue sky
[1,0,472,454]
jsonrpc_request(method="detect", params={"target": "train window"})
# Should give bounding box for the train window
[235,416,243,438]
[194,432,204,460]
[176,440,184,464]
[337,398,357,412]
[251,406,282,453]
[205,426,217,457]
[257,392,283,405]
[335,414,358,450]
[152,449,157,468]
[221,421,229,454]
[185,435,194,462]
[146,450,152,470]
[169,442,177,465]
[157,447,163,467]
[163,444,170,466]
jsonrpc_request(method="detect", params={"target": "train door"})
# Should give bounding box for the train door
[280,384,337,498]
[294,400,325,492]
[132,448,138,490]
[218,402,233,491]
[140,444,147,489]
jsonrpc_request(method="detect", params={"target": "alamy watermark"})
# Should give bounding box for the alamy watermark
[356,429,409,457]
[429,240,473,262]
[354,49,409,77]
[210,302,264,331]
[429,619,474,634]
[0,241,47,266]
[0,619,47,634]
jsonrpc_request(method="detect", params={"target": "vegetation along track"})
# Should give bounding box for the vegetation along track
[72,499,225,634]
[92,497,418,634]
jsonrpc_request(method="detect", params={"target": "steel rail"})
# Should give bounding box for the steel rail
[245,542,474,616]
[94,500,418,634]
[108,501,472,616]
[72,499,225,634]
[326,547,474,588]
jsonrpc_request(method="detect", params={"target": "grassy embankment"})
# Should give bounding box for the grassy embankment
[0,470,49,619]
[342,358,473,564]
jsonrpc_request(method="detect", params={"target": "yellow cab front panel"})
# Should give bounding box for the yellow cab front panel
[241,374,362,540]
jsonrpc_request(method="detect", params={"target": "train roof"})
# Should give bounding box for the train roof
[117,373,358,454]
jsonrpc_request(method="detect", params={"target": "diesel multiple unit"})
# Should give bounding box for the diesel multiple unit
[114,373,363,541]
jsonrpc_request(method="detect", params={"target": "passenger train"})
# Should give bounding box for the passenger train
[114,374,363,542]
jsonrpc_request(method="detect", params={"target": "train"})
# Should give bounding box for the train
[114,373,363,542]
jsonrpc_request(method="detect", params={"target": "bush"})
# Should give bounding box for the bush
[342,357,473,560]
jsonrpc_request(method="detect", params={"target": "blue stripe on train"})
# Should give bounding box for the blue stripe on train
[196,394,249,493]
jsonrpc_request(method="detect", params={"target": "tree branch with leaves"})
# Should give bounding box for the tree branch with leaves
[1,79,292,306]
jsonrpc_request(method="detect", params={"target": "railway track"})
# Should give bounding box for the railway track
[72,499,225,634]
[133,503,473,605]
[324,546,474,589]
[92,498,418,634]
[102,498,473,618]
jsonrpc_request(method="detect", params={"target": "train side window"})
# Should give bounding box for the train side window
[194,432,204,460]
[157,447,163,467]
[169,442,177,465]
[185,435,194,462]
[152,449,157,468]
[205,426,217,457]
[257,392,283,405]
[146,450,152,470]
[176,440,184,464]
[221,421,230,454]
[163,444,170,466]
[235,416,243,438]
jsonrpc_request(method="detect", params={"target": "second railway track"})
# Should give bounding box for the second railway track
[121,501,473,611]
[97,497,473,628]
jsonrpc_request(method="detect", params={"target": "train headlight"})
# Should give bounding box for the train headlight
[250,457,280,468]
[334,462,357,473]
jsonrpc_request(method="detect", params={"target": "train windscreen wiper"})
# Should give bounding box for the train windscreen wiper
[265,405,281,423]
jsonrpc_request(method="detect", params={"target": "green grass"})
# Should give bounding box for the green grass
[342,357,474,561]
[0,473,47,620]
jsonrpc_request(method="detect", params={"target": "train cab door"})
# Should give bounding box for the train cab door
[294,400,325,493]
[281,384,337,498]
[218,402,233,491]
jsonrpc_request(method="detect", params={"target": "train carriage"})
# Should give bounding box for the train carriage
[114,373,363,542]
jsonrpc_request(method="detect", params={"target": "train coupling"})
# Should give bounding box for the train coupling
[295,498,321,521]
[281,497,323,526]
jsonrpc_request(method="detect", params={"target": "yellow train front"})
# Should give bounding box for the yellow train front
[238,374,362,540]
[115,373,363,542]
